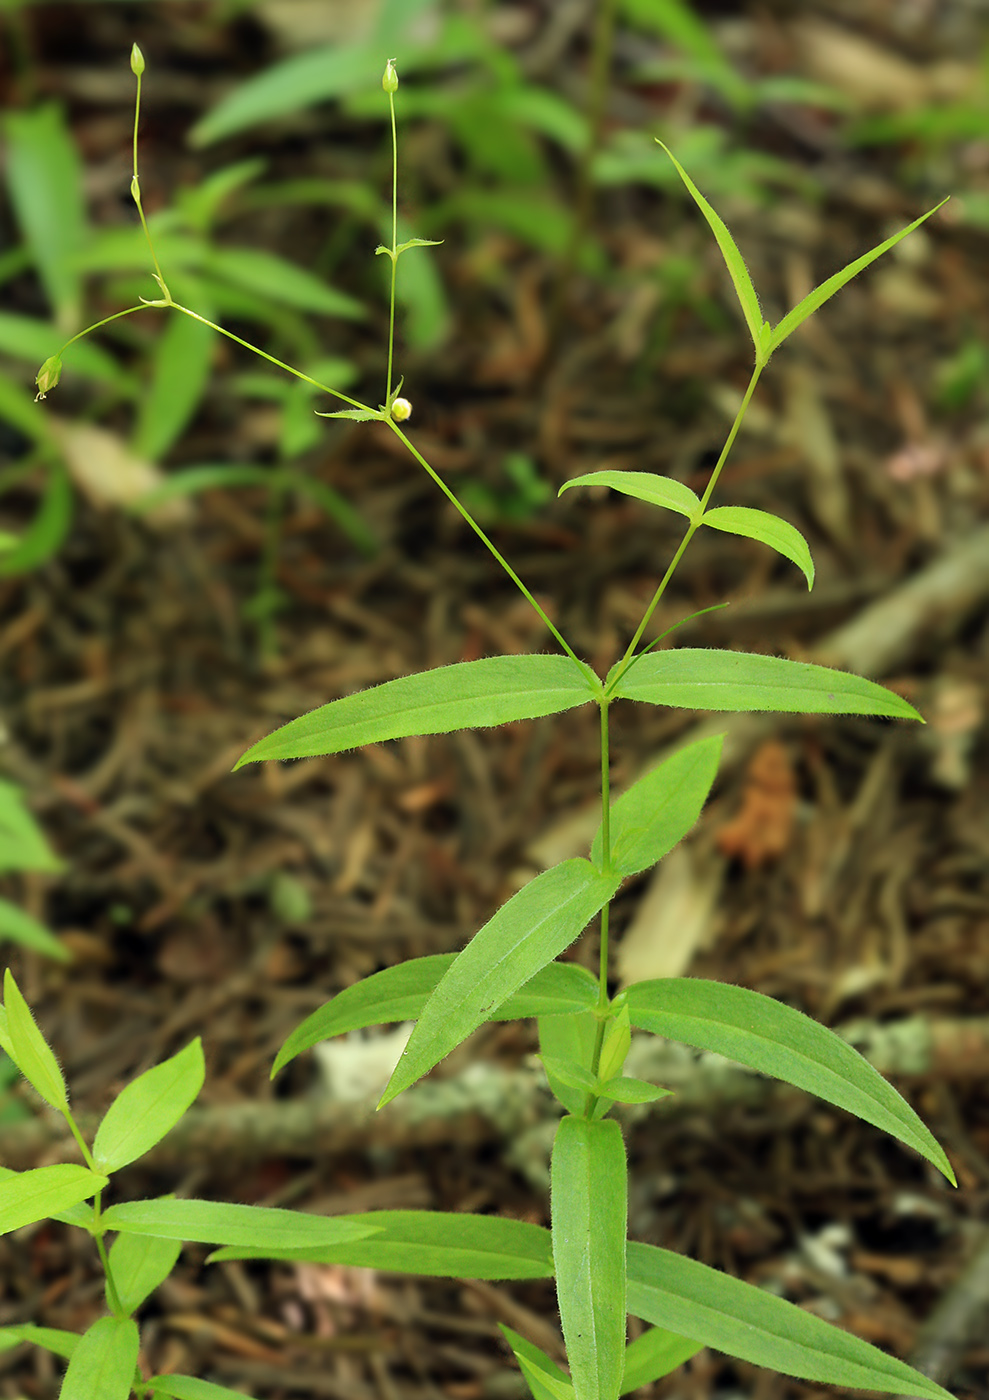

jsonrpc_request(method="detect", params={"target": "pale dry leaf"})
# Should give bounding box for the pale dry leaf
[782,364,851,547]
[48,417,192,527]
[717,740,797,871]
[617,844,724,986]
[790,18,933,111]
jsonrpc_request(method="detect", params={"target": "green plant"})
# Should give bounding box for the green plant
[21,45,957,1400]
[0,776,67,961]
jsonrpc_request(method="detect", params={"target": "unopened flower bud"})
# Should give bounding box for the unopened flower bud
[382,60,398,93]
[390,396,412,422]
[35,354,62,401]
[130,43,145,77]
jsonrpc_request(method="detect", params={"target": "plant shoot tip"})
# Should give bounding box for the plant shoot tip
[130,43,145,77]
[382,60,398,93]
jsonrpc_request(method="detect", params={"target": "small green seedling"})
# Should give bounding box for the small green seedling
[30,46,955,1400]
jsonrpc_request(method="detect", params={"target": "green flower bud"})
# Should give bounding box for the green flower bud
[34,354,62,401]
[130,43,145,77]
[390,396,412,422]
[382,60,398,93]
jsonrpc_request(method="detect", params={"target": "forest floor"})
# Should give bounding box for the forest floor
[1,2,988,1398]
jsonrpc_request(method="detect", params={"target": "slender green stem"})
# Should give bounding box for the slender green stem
[169,304,369,409]
[131,69,171,304]
[386,420,583,667]
[94,1219,126,1319]
[62,1108,97,1171]
[51,304,148,361]
[385,86,399,405]
[609,362,764,691]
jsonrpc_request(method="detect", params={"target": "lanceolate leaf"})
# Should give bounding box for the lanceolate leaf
[0,1165,107,1236]
[501,1326,574,1400]
[209,1210,554,1280]
[626,1242,954,1398]
[108,1231,183,1314]
[0,1323,80,1360]
[273,958,598,1075]
[559,471,700,522]
[151,1376,259,1400]
[621,1327,702,1391]
[551,1117,627,1400]
[0,899,68,961]
[59,1316,139,1400]
[236,655,600,766]
[94,1039,205,1173]
[101,1198,378,1251]
[625,979,954,1183]
[3,970,67,1112]
[767,199,949,356]
[380,860,621,1106]
[700,506,814,589]
[658,142,763,357]
[596,1076,672,1106]
[608,649,923,721]
[592,734,723,876]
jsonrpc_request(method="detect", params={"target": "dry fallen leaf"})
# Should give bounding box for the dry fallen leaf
[48,417,192,527]
[716,740,796,870]
[617,844,724,985]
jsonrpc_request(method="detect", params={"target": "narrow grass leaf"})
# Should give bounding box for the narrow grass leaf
[626,979,954,1183]
[592,734,723,876]
[274,957,597,1076]
[0,1324,80,1360]
[768,199,949,355]
[0,899,68,961]
[0,464,73,579]
[3,968,67,1111]
[93,1039,205,1173]
[237,655,599,766]
[501,1326,573,1400]
[4,104,86,329]
[559,471,700,522]
[621,1328,702,1390]
[190,44,383,146]
[609,649,923,720]
[657,142,763,355]
[627,1241,954,1398]
[59,1316,139,1400]
[151,1377,260,1400]
[101,1198,377,1251]
[0,781,62,873]
[316,408,382,421]
[552,1117,627,1400]
[108,1232,182,1314]
[381,861,621,1105]
[134,308,215,462]
[209,247,365,319]
[209,1210,554,1279]
[132,464,273,509]
[700,506,814,589]
[0,1165,107,1236]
